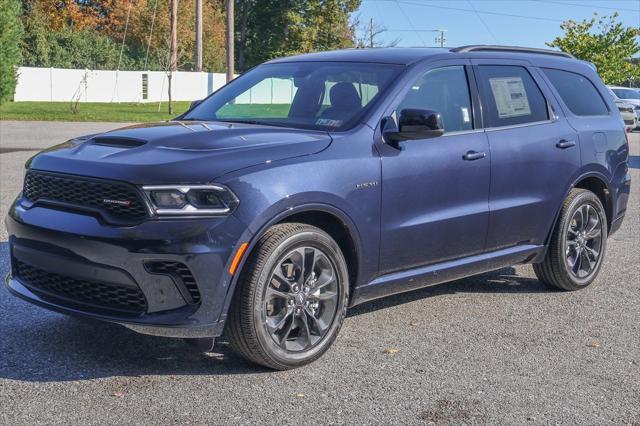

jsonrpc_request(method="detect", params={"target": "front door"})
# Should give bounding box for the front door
[378,63,491,274]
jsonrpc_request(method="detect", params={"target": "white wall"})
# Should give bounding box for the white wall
[14,67,305,105]
[13,67,230,103]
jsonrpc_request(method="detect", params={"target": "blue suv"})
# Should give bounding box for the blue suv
[5,46,631,369]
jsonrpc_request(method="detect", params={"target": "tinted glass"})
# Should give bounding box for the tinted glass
[543,68,609,116]
[477,65,548,127]
[183,62,403,131]
[396,66,473,133]
[611,88,640,100]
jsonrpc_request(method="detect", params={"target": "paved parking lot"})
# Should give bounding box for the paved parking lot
[1,121,639,424]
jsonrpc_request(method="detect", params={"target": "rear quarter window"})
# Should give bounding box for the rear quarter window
[542,68,609,116]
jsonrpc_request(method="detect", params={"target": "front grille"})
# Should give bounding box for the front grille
[23,171,148,223]
[145,261,201,304]
[624,118,635,125]
[14,260,147,314]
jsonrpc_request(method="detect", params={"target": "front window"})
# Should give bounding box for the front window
[395,66,474,133]
[183,62,403,131]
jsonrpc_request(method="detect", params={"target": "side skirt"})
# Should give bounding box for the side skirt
[351,244,544,306]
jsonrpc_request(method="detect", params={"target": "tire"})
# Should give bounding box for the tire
[533,188,607,291]
[226,223,349,370]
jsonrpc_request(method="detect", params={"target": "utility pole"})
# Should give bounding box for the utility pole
[225,0,234,83]
[168,0,178,114]
[195,0,202,72]
[369,18,374,48]
[435,29,447,48]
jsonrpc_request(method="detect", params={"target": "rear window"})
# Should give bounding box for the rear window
[611,88,640,100]
[476,65,549,128]
[543,69,609,116]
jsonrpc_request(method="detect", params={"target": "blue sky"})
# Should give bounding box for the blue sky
[355,0,640,50]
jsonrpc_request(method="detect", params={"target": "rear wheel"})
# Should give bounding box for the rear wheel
[533,188,607,291]
[226,223,349,370]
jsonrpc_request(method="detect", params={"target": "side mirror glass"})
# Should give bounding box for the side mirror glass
[382,108,444,143]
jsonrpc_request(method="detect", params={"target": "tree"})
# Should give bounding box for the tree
[125,0,227,72]
[547,13,640,85]
[352,15,399,48]
[0,0,23,104]
[18,0,361,74]
[235,0,361,71]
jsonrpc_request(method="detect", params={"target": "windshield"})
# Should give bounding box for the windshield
[182,62,403,131]
[612,88,640,100]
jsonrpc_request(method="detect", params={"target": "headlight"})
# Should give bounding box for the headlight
[142,185,239,216]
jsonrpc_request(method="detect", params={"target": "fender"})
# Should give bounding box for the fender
[216,202,363,325]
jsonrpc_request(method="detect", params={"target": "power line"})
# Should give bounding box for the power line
[394,0,428,46]
[467,0,499,44]
[143,0,159,71]
[528,0,639,13]
[365,0,564,22]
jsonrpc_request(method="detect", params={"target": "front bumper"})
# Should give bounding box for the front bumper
[5,199,250,338]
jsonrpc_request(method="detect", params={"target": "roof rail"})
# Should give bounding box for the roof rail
[451,45,574,59]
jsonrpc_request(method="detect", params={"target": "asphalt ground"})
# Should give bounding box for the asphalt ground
[0,121,639,424]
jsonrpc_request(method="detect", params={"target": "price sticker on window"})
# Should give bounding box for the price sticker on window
[489,76,532,118]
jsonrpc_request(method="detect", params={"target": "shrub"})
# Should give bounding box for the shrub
[0,0,23,104]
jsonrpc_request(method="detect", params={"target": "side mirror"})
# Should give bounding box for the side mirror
[189,99,203,110]
[382,108,444,143]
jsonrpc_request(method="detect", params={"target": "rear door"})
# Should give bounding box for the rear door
[471,59,581,250]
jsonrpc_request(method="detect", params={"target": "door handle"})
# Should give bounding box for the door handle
[556,139,576,149]
[463,151,487,161]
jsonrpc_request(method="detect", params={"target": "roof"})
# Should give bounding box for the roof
[267,48,450,65]
[266,46,576,66]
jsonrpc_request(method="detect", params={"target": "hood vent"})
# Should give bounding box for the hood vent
[91,137,147,148]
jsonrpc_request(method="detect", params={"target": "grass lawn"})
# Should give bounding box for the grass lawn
[0,102,292,122]
[217,103,291,118]
[0,101,192,122]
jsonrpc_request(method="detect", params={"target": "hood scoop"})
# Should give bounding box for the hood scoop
[91,137,147,148]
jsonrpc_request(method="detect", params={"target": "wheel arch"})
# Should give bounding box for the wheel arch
[222,203,363,321]
[572,174,613,231]
[537,171,612,262]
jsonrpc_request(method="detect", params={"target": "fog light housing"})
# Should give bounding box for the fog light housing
[142,185,239,216]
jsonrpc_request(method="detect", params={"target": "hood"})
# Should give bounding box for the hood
[621,99,640,107]
[28,121,332,184]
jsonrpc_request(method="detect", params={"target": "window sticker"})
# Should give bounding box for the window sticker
[461,107,471,123]
[489,76,531,118]
[315,118,343,127]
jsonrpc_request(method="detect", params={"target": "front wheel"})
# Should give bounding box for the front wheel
[226,223,349,370]
[533,188,607,291]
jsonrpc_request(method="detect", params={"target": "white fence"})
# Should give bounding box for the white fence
[13,67,379,106]
[14,67,229,103]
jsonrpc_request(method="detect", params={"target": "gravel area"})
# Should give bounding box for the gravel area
[1,122,639,424]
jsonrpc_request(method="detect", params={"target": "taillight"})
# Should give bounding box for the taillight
[624,128,630,147]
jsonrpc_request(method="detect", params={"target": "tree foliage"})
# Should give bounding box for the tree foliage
[17,0,359,73]
[21,3,127,70]
[0,0,23,104]
[547,13,640,85]
[236,0,361,70]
